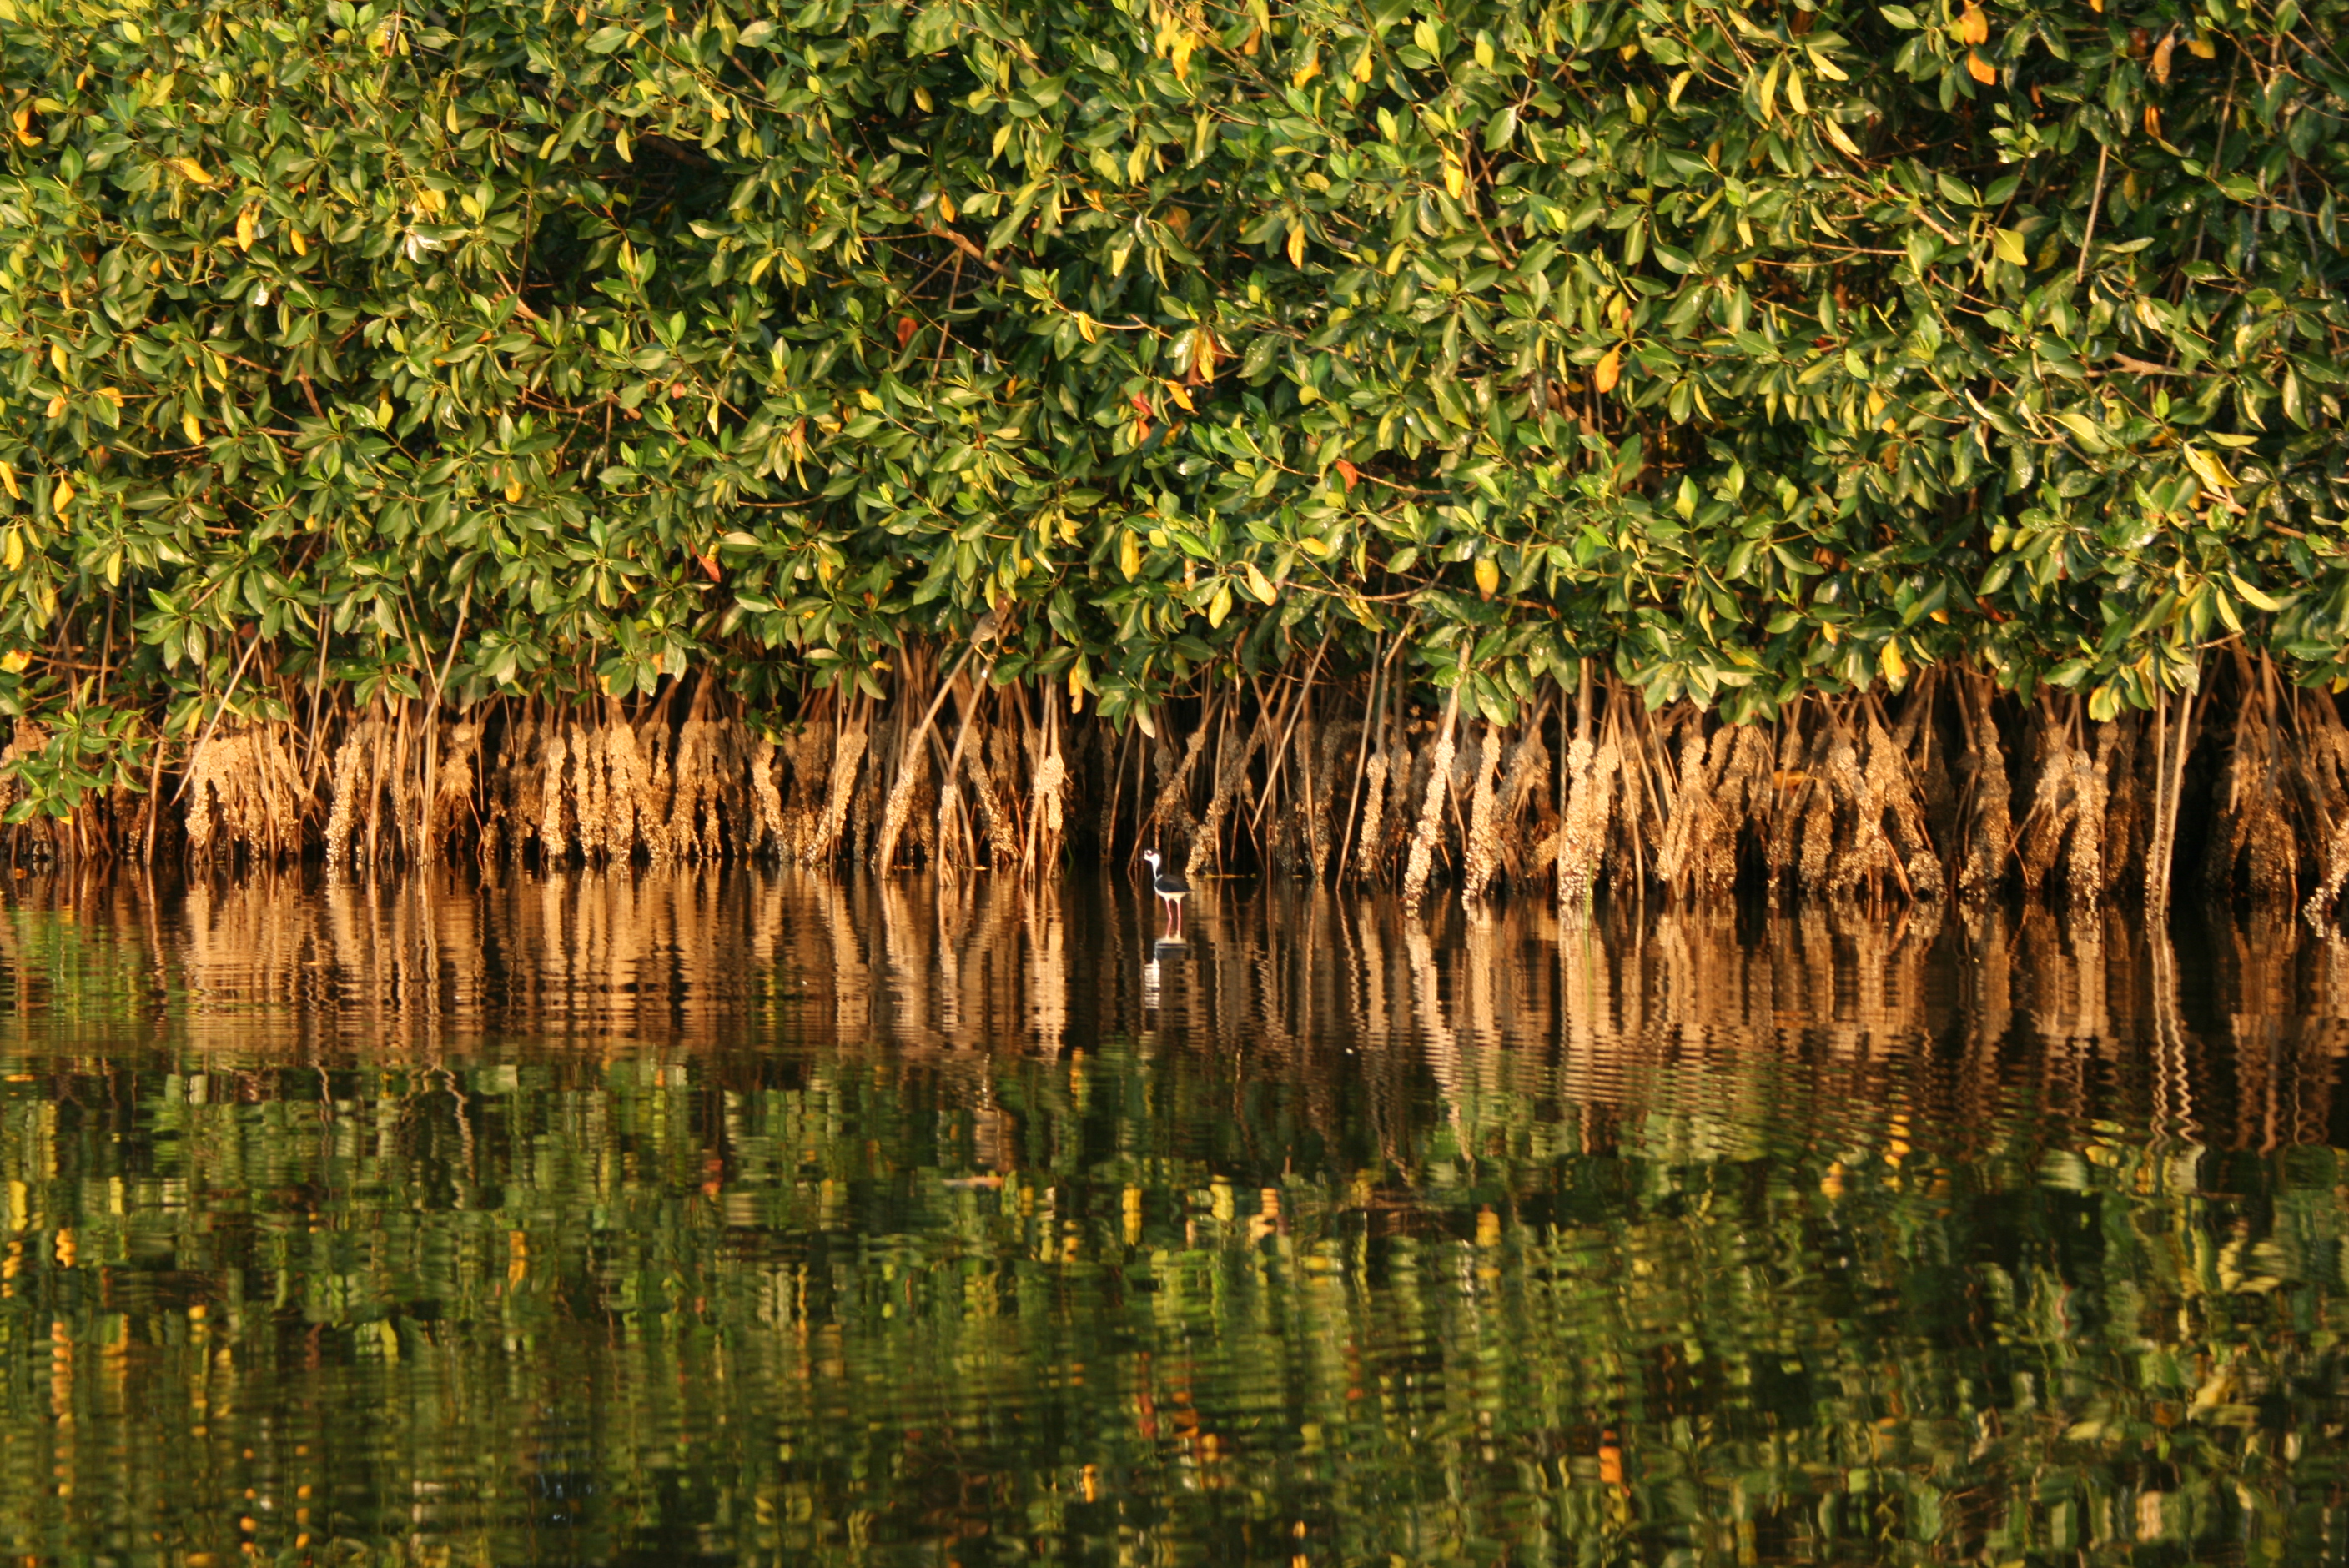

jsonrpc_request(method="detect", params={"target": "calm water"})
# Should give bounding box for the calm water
[0,871,2346,1566]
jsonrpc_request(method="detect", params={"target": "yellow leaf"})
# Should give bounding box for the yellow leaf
[43,394,65,420]
[1441,153,1466,199]
[1786,66,1808,116]
[1966,51,1997,84]
[236,207,257,251]
[165,157,211,184]
[505,476,524,503]
[49,342,66,376]
[52,475,74,510]
[938,193,957,224]
[0,463,15,500]
[1,531,19,573]
[2145,105,2160,138]
[1474,557,1501,601]
[1822,117,1864,158]
[1207,580,1234,629]
[1808,49,1849,81]
[2188,33,2216,58]
[1119,530,1143,580]
[183,412,203,445]
[1289,50,1320,88]
[1351,46,1374,81]
[2229,570,2282,612]
[1244,560,1277,604]
[2152,29,2175,83]
[0,649,27,674]
[1879,638,1908,684]
[1286,224,1306,267]
[2184,445,2236,492]
[1165,380,1194,412]
[1192,329,1218,384]
[1594,347,1622,394]
[1957,3,1989,43]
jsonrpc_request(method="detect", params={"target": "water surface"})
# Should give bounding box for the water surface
[0,871,2345,1565]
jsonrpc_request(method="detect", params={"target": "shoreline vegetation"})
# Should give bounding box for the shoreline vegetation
[1,0,2346,910]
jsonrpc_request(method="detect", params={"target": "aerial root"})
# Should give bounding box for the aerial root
[8,647,2349,915]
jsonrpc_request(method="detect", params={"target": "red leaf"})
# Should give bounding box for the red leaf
[693,549,721,582]
[1335,459,1359,492]
[896,315,918,349]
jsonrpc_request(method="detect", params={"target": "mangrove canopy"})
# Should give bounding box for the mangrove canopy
[1,0,2346,904]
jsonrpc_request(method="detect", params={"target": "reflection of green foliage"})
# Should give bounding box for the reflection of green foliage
[0,903,184,1040]
[0,1027,2337,1566]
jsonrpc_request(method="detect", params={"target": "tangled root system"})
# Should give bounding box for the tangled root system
[8,648,2349,920]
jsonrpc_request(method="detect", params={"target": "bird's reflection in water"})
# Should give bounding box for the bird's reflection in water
[1141,930,1188,1011]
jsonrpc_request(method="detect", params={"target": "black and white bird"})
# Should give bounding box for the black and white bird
[1139,848,1190,932]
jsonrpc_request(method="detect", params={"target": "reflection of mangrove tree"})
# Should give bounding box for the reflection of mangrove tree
[1,1039,2344,1565]
[0,878,2345,1563]
[5,868,2347,1148]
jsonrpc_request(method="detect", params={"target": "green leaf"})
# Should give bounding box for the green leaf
[2052,412,2109,451]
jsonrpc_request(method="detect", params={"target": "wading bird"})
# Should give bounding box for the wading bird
[1140,848,1190,933]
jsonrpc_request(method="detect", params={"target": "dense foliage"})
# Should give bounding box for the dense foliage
[1,0,2346,816]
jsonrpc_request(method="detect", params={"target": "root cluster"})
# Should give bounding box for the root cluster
[11,650,2349,917]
